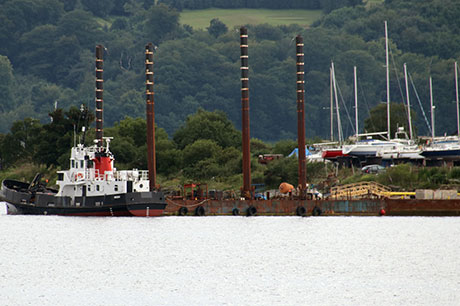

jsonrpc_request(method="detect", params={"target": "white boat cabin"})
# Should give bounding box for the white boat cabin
[56,137,150,198]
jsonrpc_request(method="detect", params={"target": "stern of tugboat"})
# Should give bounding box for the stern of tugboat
[126,191,166,217]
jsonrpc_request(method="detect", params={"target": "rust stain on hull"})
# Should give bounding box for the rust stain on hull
[164,198,460,216]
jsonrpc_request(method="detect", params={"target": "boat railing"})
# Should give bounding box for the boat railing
[113,169,149,182]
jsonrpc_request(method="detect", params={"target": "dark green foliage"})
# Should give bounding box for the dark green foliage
[272,139,297,157]
[0,118,42,168]
[364,102,417,136]
[0,56,14,113]
[342,163,460,190]
[263,157,298,189]
[105,117,180,174]
[144,4,180,44]
[207,18,227,38]
[173,109,241,150]
[1,0,459,140]
[158,0,342,10]
[81,0,114,17]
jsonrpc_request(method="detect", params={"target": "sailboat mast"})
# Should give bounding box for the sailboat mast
[404,63,413,139]
[430,76,435,140]
[331,62,342,143]
[330,67,334,141]
[354,66,358,137]
[385,21,391,140]
[455,61,459,138]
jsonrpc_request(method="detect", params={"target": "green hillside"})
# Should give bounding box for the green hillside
[180,8,323,29]
[1,0,460,180]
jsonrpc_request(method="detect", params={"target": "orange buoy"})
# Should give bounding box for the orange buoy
[279,182,294,194]
[379,208,386,216]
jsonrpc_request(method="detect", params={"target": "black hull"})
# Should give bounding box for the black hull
[5,202,167,216]
[421,149,460,160]
[1,179,166,217]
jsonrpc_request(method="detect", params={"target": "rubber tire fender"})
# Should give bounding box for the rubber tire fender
[195,206,205,216]
[246,205,257,216]
[312,206,322,216]
[296,206,307,217]
[178,206,188,216]
[232,208,240,216]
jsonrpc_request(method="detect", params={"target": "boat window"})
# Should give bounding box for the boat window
[71,160,75,168]
[57,173,64,181]
[96,185,100,191]
[80,160,84,168]
[114,185,118,191]
[88,186,91,191]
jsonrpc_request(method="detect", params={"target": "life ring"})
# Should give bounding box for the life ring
[195,206,205,216]
[312,206,322,216]
[178,206,188,216]
[232,208,240,216]
[246,205,257,217]
[75,173,83,180]
[296,206,307,217]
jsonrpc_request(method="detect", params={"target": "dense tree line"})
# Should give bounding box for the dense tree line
[0,108,305,189]
[0,0,459,152]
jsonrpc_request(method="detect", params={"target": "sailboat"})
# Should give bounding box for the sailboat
[375,63,423,161]
[344,22,423,162]
[321,62,347,160]
[421,62,460,160]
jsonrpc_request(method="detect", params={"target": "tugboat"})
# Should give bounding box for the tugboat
[0,135,166,217]
[0,44,166,216]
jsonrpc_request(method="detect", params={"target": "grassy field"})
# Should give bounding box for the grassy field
[180,8,323,29]
[365,0,383,7]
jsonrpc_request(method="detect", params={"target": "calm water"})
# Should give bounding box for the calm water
[1,203,459,306]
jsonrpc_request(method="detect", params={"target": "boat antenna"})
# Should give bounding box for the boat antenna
[80,104,89,145]
[73,124,76,147]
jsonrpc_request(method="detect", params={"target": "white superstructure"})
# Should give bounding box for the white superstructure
[56,137,150,199]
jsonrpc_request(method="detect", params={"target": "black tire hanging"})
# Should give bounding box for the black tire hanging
[246,205,257,216]
[232,208,240,216]
[312,206,322,216]
[178,206,188,216]
[195,206,205,216]
[296,206,307,217]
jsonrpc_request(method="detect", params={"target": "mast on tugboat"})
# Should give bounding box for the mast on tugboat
[95,45,104,148]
